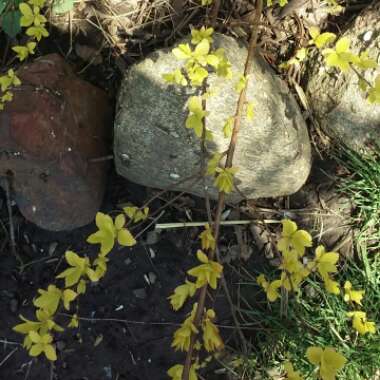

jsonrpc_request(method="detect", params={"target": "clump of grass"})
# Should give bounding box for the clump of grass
[335,147,380,282]
[337,148,380,253]
[239,255,380,380]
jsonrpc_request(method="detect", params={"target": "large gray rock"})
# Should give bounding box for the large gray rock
[306,2,380,155]
[114,34,311,201]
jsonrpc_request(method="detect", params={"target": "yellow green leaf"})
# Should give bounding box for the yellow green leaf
[324,277,340,295]
[172,43,192,60]
[199,223,216,251]
[347,311,376,335]
[28,331,57,361]
[193,39,210,65]
[235,74,248,93]
[214,48,232,78]
[117,228,137,247]
[28,0,46,6]
[187,64,208,86]
[266,279,282,302]
[323,37,358,72]
[277,219,312,256]
[77,279,86,294]
[163,69,188,86]
[314,245,339,281]
[256,274,268,288]
[188,250,223,289]
[33,284,62,314]
[56,251,98,287]
[206,152,222,176]
[368,75,380,104]
[306,346,323,365]
[191,26,214,44]
[172,310,198,351]
[284,362,304,380]
[168,280,197,311]
[343,281,364,305]
[214,167,238,194]
[114,214,126,230]
[12,42,36,61]
[308,27,336,49]
[26,25,49,41]
[20,3,35,27]
[223,117,234,138]
[355,51,377,70]
[87,212,116,255]
[202,309,223,352]
[306,346,346,380]
[246,102,254,121]
[168,363,198,380]
[186,114,203,137]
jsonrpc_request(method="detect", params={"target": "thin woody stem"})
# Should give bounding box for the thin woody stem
[181,1,263,379]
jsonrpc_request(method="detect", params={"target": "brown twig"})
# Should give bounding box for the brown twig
[181,2,263,379]
[209,0,221,28]
[1,175,22,265]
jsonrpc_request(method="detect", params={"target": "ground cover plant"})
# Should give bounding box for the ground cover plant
[0,0,379,379]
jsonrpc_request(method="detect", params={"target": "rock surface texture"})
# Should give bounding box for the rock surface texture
[306,2,380,155]
[0,54,111,231]
[115,34,311,201]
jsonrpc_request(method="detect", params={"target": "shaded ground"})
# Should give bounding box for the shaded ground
[0,1,369,379]
[0,175,235,379]
[0,159,354,380]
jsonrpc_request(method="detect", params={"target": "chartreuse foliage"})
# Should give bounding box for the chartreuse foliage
[283,23,380,104]
[163,21,262,378]
[0,0,50,111]
[248,219,378,380]
[163,25,238,200]
[13,206,147,360]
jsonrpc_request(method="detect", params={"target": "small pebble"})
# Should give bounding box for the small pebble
[133,288,147,299]
[363,31,373,42]
[148,272,157,285]
[149,248,156,259]
[145,230,159,245]
[56,340,66,351]
[48,242,58,256]
[103,365,112,379]
[9,298,18,313]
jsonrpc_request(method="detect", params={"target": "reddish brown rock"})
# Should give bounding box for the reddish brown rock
[0,54,111,231]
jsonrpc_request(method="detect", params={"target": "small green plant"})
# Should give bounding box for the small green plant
[9,2,379,380]
[336,148,380,281]
[0,0,50,111]
[13,207,146,360]
[281,26,379,104]
[241,219,378,380]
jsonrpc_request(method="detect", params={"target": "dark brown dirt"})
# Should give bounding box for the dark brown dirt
[0,175,235,380]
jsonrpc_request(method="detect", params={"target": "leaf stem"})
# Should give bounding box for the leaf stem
[181,1,263,379]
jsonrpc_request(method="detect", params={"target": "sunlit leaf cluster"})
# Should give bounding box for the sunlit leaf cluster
[13,205,147,361]
[257,219,376,339]
[0,0,49,111]
[168,224,224,380]
[307,27,379,104]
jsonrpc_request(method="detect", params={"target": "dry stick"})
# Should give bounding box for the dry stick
[2,176,22,265]
[209,0,221,27]
[199,81,248,355]
[181,2,263,379]
[0,347,18,367]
